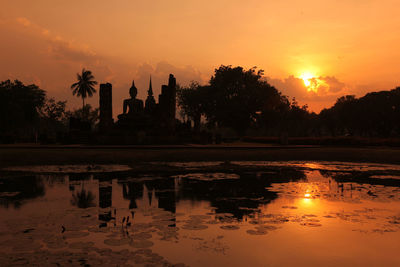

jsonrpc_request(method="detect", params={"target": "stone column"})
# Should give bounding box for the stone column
[99,83,113,132]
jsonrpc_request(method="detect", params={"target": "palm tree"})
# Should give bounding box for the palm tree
[70,68,98,109]
[71,188,96,209]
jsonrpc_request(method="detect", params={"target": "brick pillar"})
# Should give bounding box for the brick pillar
[99,83,113,132]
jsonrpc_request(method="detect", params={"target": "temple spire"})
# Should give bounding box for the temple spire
[145,75,156,112]
[148,75,153,96]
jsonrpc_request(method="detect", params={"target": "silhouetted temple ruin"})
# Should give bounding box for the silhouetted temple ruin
[99,83,113,132]
[98,74,177,143]
[158,74,176,134]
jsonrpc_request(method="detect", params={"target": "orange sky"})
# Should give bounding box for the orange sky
[1,0,399,115]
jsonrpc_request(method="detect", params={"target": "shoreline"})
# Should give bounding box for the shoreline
[1,145,400,168]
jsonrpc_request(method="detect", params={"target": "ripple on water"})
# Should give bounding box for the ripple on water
[246,229,268,235]
[129,239,154,248]
[256,225,279,231]
[68,241,94,249]
[3,164,132,173]
[104,238,130,246]
[63,231,90,239]
[182,223,209,230]
[220,225,240,230]
[172,173,240,181]
[1,161,400,266]
[132,232,152,240]
[300,222,323,227]
[0,192,20,197]
[43,236,68,249]
[282,205,298,209]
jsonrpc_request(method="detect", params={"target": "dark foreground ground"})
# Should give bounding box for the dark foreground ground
[1,144,400,168]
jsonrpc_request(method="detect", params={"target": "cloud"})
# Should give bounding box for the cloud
[47,39,97,62]
[130,61,206,99]
[0,17,205,116]
[0,17,343,115]
[322,76,345,93]
[154,61,205,85]
[16,17,31,27]
[267,75,348,112]
[15,17,98,64]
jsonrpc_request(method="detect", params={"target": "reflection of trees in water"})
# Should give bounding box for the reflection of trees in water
[119,169,305,220]
[315,170,400,201]
[69,173,93,183]
[177,169,306,220]
[0,175,45,209]
[320,170,400,187]
[69,173,96,209]
[71,188,96,208]
[122,178,176,214]
[0,169,306,219]
[38,174,67,188]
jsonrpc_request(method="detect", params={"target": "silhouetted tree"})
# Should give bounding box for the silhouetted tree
[38,97,68,142]
[177,66,290,136]
[0,175,45,209]
[70,69,97,110]
[285,99,316,136]
[0,80,46,142]
[206,65,284,135]
[319,88,400,137]
[66,104,99,127]
[40,98,67,122]
[177,82,208,132]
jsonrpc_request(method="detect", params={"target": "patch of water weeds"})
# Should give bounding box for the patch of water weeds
[220,225,240,230]
[3,164,132,173]
[0,247,184,267]
[172,173,240,181]
[232,161,400,172]
[195,237,229,255]
[104,238,130,246]
[1,161,400,266]
[129,239,154,248]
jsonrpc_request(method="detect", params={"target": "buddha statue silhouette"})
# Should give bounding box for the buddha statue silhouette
[124,81,144,114]
[117,81,144,124]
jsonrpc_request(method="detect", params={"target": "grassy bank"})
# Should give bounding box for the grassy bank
[243,136,400,147]
[1,145,400,168]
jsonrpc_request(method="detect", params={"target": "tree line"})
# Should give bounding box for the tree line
[1,65,399,143]
[178,65,400,138]
[0,69,98,143]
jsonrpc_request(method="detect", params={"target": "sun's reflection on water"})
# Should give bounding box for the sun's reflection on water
[1,165,400,266]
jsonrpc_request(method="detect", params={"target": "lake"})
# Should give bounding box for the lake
[1,161,400,266]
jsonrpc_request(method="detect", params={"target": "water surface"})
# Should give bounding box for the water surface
[1,162,400,266]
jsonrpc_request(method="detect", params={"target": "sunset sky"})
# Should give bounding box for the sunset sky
[1,0,399,115]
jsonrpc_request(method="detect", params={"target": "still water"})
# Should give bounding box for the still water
[1,162,400,266]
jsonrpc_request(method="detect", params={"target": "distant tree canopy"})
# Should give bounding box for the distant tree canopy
[40,98,68,122]
[177,81,207,131]
[0,78,102,143]
[38,98,69,140]
[2,67,400,144]
[178,65,400,138]
[0,80,46,140]
[207,66,284,134]
[66,104,99,127]
[320,88,400,136]
[178,65,289,135]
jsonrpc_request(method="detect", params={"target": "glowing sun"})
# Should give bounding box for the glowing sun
[299,72,314,87]
[299,72,319,92]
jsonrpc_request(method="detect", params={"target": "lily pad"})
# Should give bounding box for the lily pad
[182,224,208,230]
[129,239,154,248]
[69,241,94,249]
[220,225,240,230]
[104,238,130,246]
